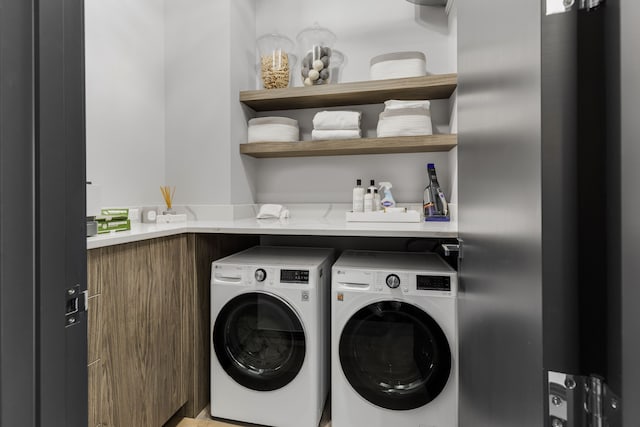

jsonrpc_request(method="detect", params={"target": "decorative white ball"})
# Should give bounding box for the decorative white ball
[304,77,313,86]
[313,59,324,71]
[309,69,320,81]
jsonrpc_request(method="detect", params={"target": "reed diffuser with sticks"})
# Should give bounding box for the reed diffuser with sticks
[160,186,176,214]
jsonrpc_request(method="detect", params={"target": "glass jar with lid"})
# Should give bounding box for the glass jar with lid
[297,24,337,86]
[257,33,295,89]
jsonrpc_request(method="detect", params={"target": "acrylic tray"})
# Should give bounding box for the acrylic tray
[346,210,421,223]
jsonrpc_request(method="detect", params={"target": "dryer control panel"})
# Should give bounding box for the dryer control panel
[334,269,457,296]
[416,275,451,291]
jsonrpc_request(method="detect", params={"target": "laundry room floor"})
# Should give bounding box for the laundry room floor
[169,401,332,427]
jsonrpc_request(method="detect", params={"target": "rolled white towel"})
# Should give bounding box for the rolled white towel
[384,100,431,111]
[248,117,299,143]
[370,52,427,81]
[311,129,362,141]
[312,111,362,130]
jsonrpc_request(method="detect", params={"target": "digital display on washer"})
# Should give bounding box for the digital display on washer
[280,270,309,284]
[416,275,451,291]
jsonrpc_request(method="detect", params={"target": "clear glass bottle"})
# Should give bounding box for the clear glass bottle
[257,33,295,89]
[297,23,337,86]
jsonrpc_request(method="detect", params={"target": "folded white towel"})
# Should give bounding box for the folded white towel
[248,123,299,143]
[312,129,362,141]
[379,107,431,119]
[312,111,362,130]
[377,110,433,138]
[384,100,431,111]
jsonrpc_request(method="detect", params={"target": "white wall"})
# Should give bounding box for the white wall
[229,0,258,204]
[253,0,457,204]
[86,0,457,207]
[164,0,257,205]
[165,0,232,205]
[85,0,166,207]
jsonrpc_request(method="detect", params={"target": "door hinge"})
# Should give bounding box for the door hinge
[546,0,604,15]
[65,285,88,327]
[579,0,605,11]
[548,371,621,427]
[441,238,464,260]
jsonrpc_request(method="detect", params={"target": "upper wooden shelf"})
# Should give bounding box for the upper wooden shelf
[239,74,458,111]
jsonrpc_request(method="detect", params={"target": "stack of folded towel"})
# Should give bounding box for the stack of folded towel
[376,100,433,138]
[248,117,300,143]
[311,111,362,141]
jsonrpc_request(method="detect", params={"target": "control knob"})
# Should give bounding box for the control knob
[255,268,267,282]
[386,274,401,289]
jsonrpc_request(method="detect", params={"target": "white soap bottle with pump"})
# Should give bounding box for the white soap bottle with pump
[353,179,365,212]
[364,188,374,213]
[365,179,380,212]
[373,188,381,211]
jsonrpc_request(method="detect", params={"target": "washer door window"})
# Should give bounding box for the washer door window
[339,301,451,411]
[213,292,306,391]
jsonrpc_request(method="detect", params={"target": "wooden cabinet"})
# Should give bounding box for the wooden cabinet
[88,233,258,426]
[88,236,189,427]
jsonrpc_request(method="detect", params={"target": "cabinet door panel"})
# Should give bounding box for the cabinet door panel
[88,361,101,427]
[152,236,188,424]
[88,296,101,365]
[103,241,157,426]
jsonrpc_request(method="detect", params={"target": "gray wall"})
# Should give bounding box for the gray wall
[458,0,544,425]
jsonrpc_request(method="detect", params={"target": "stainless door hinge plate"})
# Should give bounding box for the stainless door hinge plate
[546,0,604,15]
[548,371,621,427]
[65,285,88,327]
[441,238,464,260]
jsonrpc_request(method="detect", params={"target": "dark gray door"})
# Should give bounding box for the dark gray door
[0,0,37,425]
[0,0,87,426]
[457,1,580,426]
[605,0,640,424]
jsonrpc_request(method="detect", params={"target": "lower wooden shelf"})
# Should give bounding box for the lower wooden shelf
[239,134,458,158]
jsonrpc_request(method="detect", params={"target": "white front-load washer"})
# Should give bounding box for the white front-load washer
[332,250,458,427]
[211,246,334,427]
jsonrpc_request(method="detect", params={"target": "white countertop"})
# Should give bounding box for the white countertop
[87,204,458,250]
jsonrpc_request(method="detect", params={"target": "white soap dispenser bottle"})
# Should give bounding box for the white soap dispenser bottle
[367,180,379,211]
[353,179,365,212]
[364,187,374,213]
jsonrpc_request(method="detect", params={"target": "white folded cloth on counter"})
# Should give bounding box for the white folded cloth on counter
[256,204,290,220]
[248,117,299,143]
[377,107,433,138]
[312,129,362,141]
[312,111,362,130]
[384,99,431,111]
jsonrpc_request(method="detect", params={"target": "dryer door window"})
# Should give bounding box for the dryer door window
[213,292,306,391]
[339,300,451,411]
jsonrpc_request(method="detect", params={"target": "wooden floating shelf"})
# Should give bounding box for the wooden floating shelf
[239,74,457,111]
[239,134,457,158]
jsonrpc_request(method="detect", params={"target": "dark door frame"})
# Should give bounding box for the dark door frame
[0,0,87,426]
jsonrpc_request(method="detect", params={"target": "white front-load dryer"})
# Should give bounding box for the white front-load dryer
[211,246,334,427]
[332,250,458,427]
